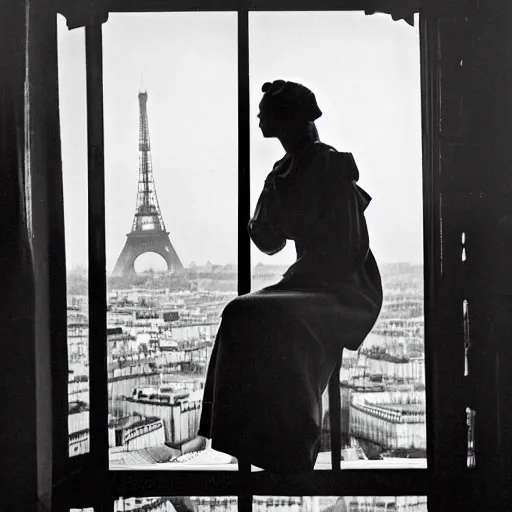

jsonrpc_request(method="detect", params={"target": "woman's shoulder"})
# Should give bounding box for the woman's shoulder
[304,142,358,179]
[306,141,354,161]
[300,141,333,167]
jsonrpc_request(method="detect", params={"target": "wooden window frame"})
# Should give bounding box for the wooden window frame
[50,1,475,511]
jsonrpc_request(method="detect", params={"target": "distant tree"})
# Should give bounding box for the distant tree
[67,266,88,295]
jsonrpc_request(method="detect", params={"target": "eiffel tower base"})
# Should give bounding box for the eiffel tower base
[112,231,183,276]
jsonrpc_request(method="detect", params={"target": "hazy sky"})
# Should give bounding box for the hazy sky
[57,11,422,272]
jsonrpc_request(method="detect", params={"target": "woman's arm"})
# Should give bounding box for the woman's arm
[248,178,287,256]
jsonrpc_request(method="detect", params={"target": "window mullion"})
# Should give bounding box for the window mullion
[238,5,251,297]
[329,360,342,471]
[419,9,437,477]
[237,4,253,511]
[85,23,109,473]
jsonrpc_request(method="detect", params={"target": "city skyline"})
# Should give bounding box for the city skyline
[58,12,422,272]
[67,262,427,463]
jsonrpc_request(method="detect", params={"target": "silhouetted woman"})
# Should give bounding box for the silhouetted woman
[183,80,383,473]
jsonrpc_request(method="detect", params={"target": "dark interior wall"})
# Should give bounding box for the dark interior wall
[28,0,67,508]
[0,0,39,509]
[1,0,66,510]
[466,3,512,510]
[429,2,512,510]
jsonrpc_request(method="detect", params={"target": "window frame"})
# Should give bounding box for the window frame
[51,1,471,510]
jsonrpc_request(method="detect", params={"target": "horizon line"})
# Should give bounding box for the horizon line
[66,261,425,273]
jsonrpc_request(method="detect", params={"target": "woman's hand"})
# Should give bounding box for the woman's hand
[248,218,286,255]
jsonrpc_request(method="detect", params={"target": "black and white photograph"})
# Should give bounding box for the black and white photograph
[3,1,512,511]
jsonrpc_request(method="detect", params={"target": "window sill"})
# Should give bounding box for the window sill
[109,451,427,471]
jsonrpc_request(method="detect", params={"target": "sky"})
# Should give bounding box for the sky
[57,11,422,273]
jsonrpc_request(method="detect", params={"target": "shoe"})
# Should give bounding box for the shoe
[166,435,208,457]
[169,441,236,465]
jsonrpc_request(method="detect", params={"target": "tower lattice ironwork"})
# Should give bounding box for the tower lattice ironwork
[113,90,183,276]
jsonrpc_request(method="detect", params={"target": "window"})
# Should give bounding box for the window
[113,496,427,511]
[55,1,444,510]
[101,12,238,470]
[254,496,428,511]
[115,497,238,510]
[249,11,425,466]
[58,17,90,457]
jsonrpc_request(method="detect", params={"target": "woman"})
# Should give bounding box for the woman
[181,80,383,473]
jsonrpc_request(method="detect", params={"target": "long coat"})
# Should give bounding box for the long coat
[199,141,383,473]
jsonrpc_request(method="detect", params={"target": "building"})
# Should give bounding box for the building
[349,391,426,452]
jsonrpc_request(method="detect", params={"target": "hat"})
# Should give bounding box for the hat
[260,80,322,122]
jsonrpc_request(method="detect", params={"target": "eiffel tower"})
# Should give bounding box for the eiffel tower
[113,90,183,276]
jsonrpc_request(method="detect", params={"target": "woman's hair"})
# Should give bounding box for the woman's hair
[260,80,322,123]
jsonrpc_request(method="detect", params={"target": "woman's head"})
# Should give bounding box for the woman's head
[258,80,322,139]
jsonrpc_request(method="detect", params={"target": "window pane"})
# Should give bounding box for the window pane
[103,13,238,470]
[254,496,427,511]
[249,12,425,467]
[114,497,237,511]
[58,15,90,458]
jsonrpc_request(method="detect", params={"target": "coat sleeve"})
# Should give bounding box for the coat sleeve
[248,177,287,255]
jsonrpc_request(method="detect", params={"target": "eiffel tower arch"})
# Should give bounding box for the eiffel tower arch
[113,90,183,276]
[113,231,182,275]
